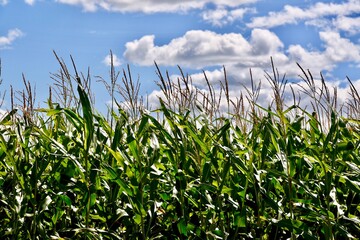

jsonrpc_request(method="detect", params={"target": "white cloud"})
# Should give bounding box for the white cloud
[124,27,360,114]
[285,31,360,73]
[103,53,122,67]
[333,16,360,35]
[123,29,360,103]
[286,44,333,73]
[124,29,360,78]
[305,16,360,35]
[0,0,8,6]
[146,64,360,121]
[124,29,285,68]
[250,28,283,55]
[55,0,98,12]
[24,0,36,5]
[202,7,256,26]
[55,0,258,13]
[0,28,24,49]
[247,0,360,29]
[304,18,332,30]
[319,31,360,62]
[190,68,225,85]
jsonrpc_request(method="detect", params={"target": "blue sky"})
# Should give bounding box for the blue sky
[0,0,359,112]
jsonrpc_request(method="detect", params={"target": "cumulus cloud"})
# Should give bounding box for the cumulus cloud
[202,7,256,26]
[285,31,360,73]
[319,31,360,62]
[124,28,360,79]
[124,29,286,68]
[123,27,360,112]
[103,53,122,67]
[250,28,283,55]
[286,45,333,73]
[0,28,24,49]
[55,0,258,13]
[247,0,360,29]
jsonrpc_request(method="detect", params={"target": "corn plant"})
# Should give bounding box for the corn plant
[0,54,359,239]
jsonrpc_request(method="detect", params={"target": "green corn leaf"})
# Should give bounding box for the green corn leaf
[103,165,133,197]
[106,147,125,168]
[63,108,83,132]
[234,208,246,228]
[77,82,94,152]
[0,109,17,125]
[177,218,188,236]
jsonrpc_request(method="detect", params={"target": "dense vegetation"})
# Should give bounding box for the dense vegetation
[0,54,359,239]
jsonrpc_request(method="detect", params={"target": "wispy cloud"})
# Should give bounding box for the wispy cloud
[24,0,36,5]
[202,7,256,26]
[55,0,258,13]
[0,28,24,49]
[0,0,8,6]
[332,16,360,35]
[247,0,360,29]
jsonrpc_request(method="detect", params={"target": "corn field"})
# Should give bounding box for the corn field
[0,53,359,239]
